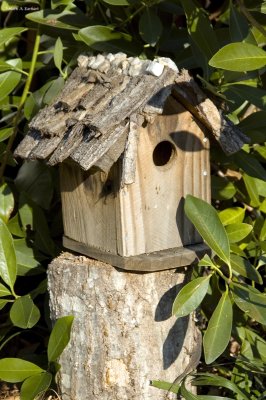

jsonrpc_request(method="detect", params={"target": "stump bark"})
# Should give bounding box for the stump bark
[48,253,200,400]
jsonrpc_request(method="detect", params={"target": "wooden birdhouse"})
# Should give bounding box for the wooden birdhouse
[15,53,248,271]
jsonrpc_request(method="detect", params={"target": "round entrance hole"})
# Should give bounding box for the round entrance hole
[152,140,175,167]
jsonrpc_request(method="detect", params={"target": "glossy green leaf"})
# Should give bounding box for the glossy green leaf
[203,291,232,364]
[0,127,13,142]
[78,26,137,55]
[192,373,250,400]
[181,383,197,400]
[10,296,40,329]
[242,328,266,363]
[238,111,266,143]
[102,0,129,4]
[229,4,249,42]
[15,161,53,210]
[225,223,252,243]
[235,150,266,181]
[0,183,14,223]
[7,214,25,238]
[180,0,218,60]
[198,254,214,267]
[0,59,22,102]
[224,85,266,112]
[0,358,44,383]
[43,76,64,105]
[172,276,211,318]
[243,173,260,207]
[0,299,9,310]
[20,372,52,400]
[14,239,40,276]
[230,254,263,284]
[54,37,63,72]
[139,9,162,46]
[211,176,236,200]
[150,380,180,394]
[230,282,266,324]
[48,316,74,362]
[0,283,11,296]
[18,198,33,231]
[219,207,245,226]
[0,27,28,47]
[26,9,81,30]
[0,219,17,290]
[259,218,266,241]
[185,195,230,264]
[209,43,266,71]
[196,397,235,400]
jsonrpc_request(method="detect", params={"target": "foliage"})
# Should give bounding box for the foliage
[0,0,265,398]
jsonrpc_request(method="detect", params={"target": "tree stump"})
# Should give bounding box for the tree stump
[47,253,200,400]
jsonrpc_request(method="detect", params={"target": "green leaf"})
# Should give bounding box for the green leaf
[229,4,249,42]
[209,43,266,71]
[230,283,266,324]
[225,223,252,243]
[15,161,53,209]
[211,176,236,200]
[102,0,129,4]
[197,397,235,400]
[0,183,14,223]
[14,239,41,276]
[172,276,211,318]
[139,9,162,46]
[10,296,40,329]
[259,218,266,241]
[243,173,260,207]
[0,219,17,290]
[219,207,245,226]
[238,111,266,143]
[234,150,266,181]
[78,25,138,55]
[150,380,180,394]
[43,77,65,105]
[180,0,218,60]
[0,283,11,296]
[26,9,81,30]
[0,358,44,383]
[230,254,263,284]
[54,37,63,73]
[20,372,52,400]
[224,85,266,112]
[0,27,28,47]
[192,373,250,400]
[0,127,13,142]
[203,291,232,364]
[48,316,74,362]
[185,195,230,264]
[0,59,22,102]
[7,213,25,238]
[181,383,197,400]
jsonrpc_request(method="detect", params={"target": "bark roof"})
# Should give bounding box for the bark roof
[14,53,249,174]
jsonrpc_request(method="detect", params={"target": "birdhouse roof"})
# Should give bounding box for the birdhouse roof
[15,53,249,175]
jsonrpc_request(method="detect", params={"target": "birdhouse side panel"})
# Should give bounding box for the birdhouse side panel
[60,163,117,254]
[116,100,210,257]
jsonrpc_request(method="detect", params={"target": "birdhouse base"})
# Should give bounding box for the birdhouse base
[63,236,210,272]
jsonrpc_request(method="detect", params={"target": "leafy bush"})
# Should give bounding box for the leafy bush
[0,0,265,398]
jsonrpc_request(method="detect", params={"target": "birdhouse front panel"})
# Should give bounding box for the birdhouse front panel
[116,98,210,257]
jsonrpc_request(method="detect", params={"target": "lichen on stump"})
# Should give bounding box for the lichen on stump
[48,253,200,400]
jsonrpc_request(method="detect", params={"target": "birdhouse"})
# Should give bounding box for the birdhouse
[15,53,248,271]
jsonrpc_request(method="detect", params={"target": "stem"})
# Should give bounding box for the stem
[0,30,41,182]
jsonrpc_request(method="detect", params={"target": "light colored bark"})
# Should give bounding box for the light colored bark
[48,253,200,400]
